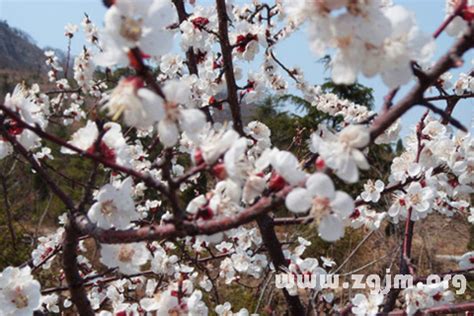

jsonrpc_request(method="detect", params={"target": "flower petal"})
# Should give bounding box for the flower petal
[285,188,312,214]
[375,180,385,191]
[138,88,165,123]
[158,119,179,147]
[352,149,370,170]
[306,173,335,199]
[335,157,359,183]
[180,109,206,136]
[318,214,345,242]
[331,191,354,219]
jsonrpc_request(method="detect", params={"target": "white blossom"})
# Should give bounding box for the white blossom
[88,177,140,229]
[0,266,41,316]
[61,121,131,166]
[95,0,176,67]
[100,243,149,274]
[388,182,434,221]
[285,173,354,241]
[459,251,474,270]
[360,180,385,203]
[311,125,370,183]
[102,77,164,129]
[351,292,384,316]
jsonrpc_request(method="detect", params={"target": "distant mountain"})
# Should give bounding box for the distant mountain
[0,21,70,97]
[0,20,45,74]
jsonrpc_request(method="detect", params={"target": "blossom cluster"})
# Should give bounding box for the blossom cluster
[0,0,473,315]
[283,0,436,88]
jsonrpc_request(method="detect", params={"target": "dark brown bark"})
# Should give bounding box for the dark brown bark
[75,186,292,243]
[0,104,169,196]
[256,214,306,316]
[215,0,244,135]
[62,224,95,316]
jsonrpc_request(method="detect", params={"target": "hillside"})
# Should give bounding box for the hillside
[0,20,45,73]
[0,21,69,98]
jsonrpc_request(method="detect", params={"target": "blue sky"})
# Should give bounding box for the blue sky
[0,0,472,133]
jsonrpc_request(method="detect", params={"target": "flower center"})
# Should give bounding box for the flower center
[120,16,143,42]
[169,310,180,316]
[336,36,352,49]
[12,287,29,309]
[165,101,180,121]
[365,181,376,193]
[339,131,357,146]
[311,196,331,216]
[101,200,118,216]
[409,192,421,205]
[118,246,135,263]
[252,127,261,135]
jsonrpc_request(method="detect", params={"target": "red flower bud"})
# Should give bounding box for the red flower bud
[194,149,204,165]
[192,17,210,29]
[196,206,214,221]
[315,157,325,171]
[350,209,361,220]
[268,172,286,192]
[462,6,474,21]
[87,142,116,165]
[212,163,227,180]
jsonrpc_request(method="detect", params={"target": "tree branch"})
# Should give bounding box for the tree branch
[381,301,474,315]
[432,0,467,38]
[383,114,427,312]
[216,0,244,135]
[75,187,292,243]
[62,223,95,316]
[370,22,474,141]
[0,104,169,196]
[256,214,306,316]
